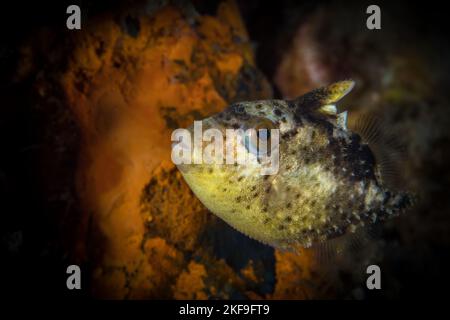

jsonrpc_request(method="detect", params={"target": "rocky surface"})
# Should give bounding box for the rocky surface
[11,0,326,299]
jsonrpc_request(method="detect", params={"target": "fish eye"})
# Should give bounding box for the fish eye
[244,134,259,155]
[243,119,275,157]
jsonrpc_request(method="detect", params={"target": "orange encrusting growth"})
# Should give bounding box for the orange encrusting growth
[51,1,325,299]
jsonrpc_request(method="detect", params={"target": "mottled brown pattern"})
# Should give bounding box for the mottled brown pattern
[179,81,413,250]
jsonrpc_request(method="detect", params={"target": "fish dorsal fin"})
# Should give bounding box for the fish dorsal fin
[337,111,348,130]
[292,80,355,113]
[318,104,337,115]
[349,114,411,192]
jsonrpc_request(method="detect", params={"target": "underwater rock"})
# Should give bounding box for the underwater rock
[27,0,278,299]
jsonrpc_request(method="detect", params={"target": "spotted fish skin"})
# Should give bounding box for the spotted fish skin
[176,81,411,250]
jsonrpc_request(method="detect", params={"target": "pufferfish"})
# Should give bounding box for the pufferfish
[175,81,412,251]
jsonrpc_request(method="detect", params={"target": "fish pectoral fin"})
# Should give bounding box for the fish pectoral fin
[292,80,355,112]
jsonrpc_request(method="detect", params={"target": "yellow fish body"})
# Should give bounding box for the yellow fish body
[175,81,411,250]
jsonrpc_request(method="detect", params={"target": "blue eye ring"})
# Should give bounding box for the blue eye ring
[244,129,272,157]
